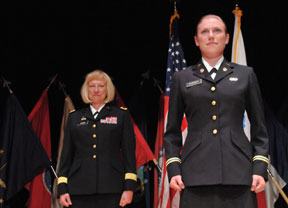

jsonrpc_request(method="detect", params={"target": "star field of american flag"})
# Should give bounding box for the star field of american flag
[165,17,187,96]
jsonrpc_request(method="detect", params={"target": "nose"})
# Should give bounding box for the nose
[208,30,214,38]
[94,86,99,92]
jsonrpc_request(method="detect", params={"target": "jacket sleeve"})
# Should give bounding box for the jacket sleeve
[57,113,75,196]
[163,72,185,181]
[121,110,137,191]
[246,68,269,179]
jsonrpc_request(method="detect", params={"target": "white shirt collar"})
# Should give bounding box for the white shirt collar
[90,104,105,117]
[202,56,224,73]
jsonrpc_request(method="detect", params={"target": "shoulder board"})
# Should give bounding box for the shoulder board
[69,109,76,114]
[120,106,128,111]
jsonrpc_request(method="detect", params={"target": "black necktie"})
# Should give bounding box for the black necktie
[93,111,99,118]
[209,68,218,79]
[209,68,218,75]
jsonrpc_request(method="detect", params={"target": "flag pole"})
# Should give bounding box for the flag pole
[1,76,13,94]
[153,77,163,94]
[50,165,58,179]
[58,80,68,97]
[47,74,58,89]
[267,168,288,204]
[153,158,162,174]
[45,74,59,179]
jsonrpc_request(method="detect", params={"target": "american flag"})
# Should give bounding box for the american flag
[154,11,187,208]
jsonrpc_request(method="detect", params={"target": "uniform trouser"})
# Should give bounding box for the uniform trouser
[180,185,257,208]
[71,193,122,208]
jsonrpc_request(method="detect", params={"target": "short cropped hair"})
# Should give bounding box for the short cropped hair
[81,70,115,104]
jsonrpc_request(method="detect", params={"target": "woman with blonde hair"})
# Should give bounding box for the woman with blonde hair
[57,70,137,207]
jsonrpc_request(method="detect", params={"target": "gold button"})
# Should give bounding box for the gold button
[93,144,96,148]
[200,68,205,73]
[223,67,228,72]
[93,134,96,138]
[212,115,217,120]
[211,100,216,106]
[211,86,216,91]
[213,129,218,134]
[93,124,96,128]
[93,155,97,159]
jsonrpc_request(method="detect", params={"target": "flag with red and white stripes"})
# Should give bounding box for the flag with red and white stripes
[154,10,187,208]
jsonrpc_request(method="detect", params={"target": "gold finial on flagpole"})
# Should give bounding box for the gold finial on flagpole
[233,4,243,19]
[169,1,180,38]
[174,1,177,13]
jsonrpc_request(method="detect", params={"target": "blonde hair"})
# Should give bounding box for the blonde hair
[81,70,115,104]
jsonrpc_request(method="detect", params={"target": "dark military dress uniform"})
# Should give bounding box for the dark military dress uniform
[57,103,137,208]
[164,59,269,208]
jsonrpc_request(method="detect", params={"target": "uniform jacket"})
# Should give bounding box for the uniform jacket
[57,103,137,196]
[164,59,269,187]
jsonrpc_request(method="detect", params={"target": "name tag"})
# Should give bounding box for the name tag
[186,79,202,88]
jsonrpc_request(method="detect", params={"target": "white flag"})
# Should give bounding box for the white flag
[231,5,286,208]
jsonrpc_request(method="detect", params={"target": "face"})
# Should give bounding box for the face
[194,16,229,59]
[87,78,107,105]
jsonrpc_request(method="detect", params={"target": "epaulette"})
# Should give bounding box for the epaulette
[69,109,76,114]
[120,106,128,111]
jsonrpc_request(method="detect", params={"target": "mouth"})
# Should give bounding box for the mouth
[207,42,217,45]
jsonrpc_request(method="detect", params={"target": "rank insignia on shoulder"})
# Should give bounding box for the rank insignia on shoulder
[120,107,127,110]
[69,109,76,114]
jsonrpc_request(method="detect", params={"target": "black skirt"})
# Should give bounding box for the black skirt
[180,185,257,208]
[70,193,122,208]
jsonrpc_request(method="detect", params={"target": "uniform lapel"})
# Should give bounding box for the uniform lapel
[82,104,112,122]
[192,59,235,83]
[192,61,214,82]
[95,104,111,122]
[213,60,234,83]
[82,107,94,120]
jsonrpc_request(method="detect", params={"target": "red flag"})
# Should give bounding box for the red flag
[115,90,155,169]
[153,93,166,208]
[256,191,267,208]
[25,89,52,208]
[154,10,187,208]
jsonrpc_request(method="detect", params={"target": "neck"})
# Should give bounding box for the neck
[91,103,105,111]
[202,55,223,67]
